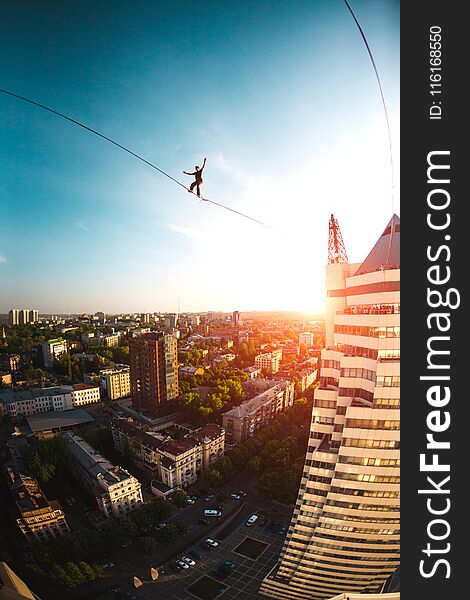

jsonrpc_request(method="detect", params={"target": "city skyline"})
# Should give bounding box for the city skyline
[1,1,399,314]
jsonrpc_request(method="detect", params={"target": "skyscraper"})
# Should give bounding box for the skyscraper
[129,332,179,417]
[260,215,400,600]
[233,310,241,326]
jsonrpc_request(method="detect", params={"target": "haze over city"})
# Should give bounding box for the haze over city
[1,0,399,314]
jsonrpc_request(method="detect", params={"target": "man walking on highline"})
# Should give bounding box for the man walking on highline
[184,157,206,197]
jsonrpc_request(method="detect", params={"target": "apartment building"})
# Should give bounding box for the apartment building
[100,365,131,400]
[223,380,294,444]
[255,349,283,374]
[260,215,400,600]
[0,384,100,417]
[8,309,20,326]
[5,466,70,543]
[129,332,178,417]
[63,432,143,518]
[111,419,224,490]
[42,338,67,368]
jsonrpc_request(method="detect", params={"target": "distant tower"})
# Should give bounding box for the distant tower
[29,309,39,323]
[328,213,349,264]
[232,311,241,327]
[18,310,29,325]
[8,309,19,326]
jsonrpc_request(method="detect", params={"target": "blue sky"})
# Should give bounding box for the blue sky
[0,0,399,314]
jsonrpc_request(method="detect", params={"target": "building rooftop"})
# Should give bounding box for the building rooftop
[6,468,54,516]
[63,432,136,488]
[26,409,94,432]
[160,437,199,457]
[223,386,282,419]
[0,561,37,600]
[73,383,99,391]
[192,424,224,443]
[112,418,166,450]
[355,214,400,276]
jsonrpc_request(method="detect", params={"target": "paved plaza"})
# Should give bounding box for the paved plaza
[134,516,286,600]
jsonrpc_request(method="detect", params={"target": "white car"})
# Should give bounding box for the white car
[176,560,190,569]
[101,563,115,569]
[246,514,258,527]
[205,538,219,547]
[181,556,195,566]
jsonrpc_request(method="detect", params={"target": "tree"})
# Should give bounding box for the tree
[155,523,180,543]
[171,488,188,509]
[203,469,222,490]
[137,535,157,555]
[246,456,262,474]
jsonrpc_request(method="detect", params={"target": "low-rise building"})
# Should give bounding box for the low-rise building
[5,466,70,543]
[178,365,205,379]
[100,365,131,400]
[0,384,100,417]
[26,409,95,439]
[222,380,294,444]
[63,432,143,518]
[255,350,282,374]
[100,333,120,347]
[243,366,261,380]
[72,383,101,406]
[111,419,224,492]
[42,338,67,368]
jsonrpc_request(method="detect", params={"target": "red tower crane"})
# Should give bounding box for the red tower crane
[328,214,349,264]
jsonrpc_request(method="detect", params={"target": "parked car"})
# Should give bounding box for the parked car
[246,514,258,527]
[187,498,196,504]
[188,550,202,560]
[101,563,115,569]
[204,495,214,501]
[170,562,182,572]
[205,538,219,547]
[279,526,287,534]
[229,493,241,500]
[122,540,132,548]
[204,509,221,517]
[155,523,167,530]
[181,556,195,566]
[238,490,247,497]
[176,560,189,570]
[222,559,236,569]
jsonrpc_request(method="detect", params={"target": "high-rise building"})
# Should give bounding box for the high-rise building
[164,313,178,330]
[232,310,241,326]
[129,332,178,417]
[18,310,29,325]
[8,309,19,326]
[260,215,400,600]
[29,309,39,323]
